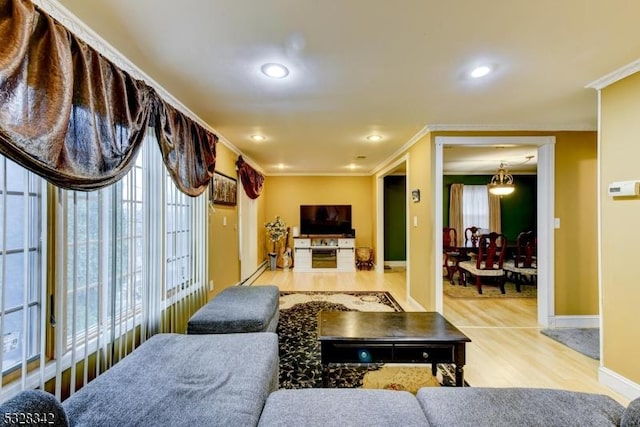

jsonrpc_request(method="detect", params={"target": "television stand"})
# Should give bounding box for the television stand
[293,235,355,272]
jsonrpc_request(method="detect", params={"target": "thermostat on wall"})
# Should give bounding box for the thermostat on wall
[608,180,640,197]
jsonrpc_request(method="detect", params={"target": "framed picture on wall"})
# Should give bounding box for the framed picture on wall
[210,171,237,206]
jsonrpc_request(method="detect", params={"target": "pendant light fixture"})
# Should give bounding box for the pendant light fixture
[488,162,515,196]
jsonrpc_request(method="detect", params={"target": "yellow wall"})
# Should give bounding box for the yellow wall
[263,176,373,249]
[553,132,598,315]
[208,143,240,297]
[600,71,640,383]
[409,135,435,309]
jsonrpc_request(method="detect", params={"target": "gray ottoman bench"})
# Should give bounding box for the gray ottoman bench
[258,389,429,427]
[187,285,279,334]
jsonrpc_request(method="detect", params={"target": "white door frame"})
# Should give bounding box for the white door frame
[376,154,410,297]
[434,136,555,327]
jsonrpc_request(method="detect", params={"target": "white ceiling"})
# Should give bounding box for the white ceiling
[56,0,640,175]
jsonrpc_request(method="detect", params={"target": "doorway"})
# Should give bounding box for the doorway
[434,136,555,327]
[375,154,411,301]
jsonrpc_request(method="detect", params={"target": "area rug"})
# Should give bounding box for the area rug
[277,291,461,392]
[540,328,600,360]
[443,278,537,298]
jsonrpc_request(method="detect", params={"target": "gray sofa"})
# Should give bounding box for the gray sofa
[3,352,639,427]
[2,330,639,426]
[257,387,637,427]
[0,332,279,427]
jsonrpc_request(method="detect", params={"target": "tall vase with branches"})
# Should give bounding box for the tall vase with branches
[265,216,286,270]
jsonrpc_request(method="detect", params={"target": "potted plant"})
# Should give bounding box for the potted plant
[265,216,286,270]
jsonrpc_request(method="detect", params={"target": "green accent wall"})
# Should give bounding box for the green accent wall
[384,176,406,261]
[442,175,537,243]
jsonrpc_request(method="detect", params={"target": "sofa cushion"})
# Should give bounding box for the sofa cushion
[63,332,279,427]
[622,396,640,427]
[187,285,280,334]
[416,387,624,427]
[258,389,430,427]
[0,390,68,427]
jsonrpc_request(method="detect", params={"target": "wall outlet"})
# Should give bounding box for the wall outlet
[209,280,214,292]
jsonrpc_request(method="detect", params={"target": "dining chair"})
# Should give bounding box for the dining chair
[458,232,507,294]
[464,226,481,247]
[442,227,460,284]
[503,230,537,291]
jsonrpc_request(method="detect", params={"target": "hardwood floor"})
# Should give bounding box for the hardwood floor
[254,268,629,405]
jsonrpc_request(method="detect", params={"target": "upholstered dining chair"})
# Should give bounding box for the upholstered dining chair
[443,227,460,284]
[458,232,507,294]
[464,226,481,247]
[503,230,537,291]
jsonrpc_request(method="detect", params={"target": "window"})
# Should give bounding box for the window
[0,130,207,399]
[0,157,45,374]
[60,157,144,352]
[57,129,207,375]
[165,177,192,297]
[462,185,489,231]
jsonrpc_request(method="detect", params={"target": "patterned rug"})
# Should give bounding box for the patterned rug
[443,278,537,298]
[277,291,461,392]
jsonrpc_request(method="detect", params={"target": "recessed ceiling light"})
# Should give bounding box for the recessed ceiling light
[251,135,266,142]
[261,63,289,79]
[277,163,285,170]
[366,135,382,142]
[348,164,358,170]
[470,65,491,78]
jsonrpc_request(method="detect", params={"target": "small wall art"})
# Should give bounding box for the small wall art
[211,171,237,206]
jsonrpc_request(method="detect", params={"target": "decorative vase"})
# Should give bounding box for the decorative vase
[268,252,277,271]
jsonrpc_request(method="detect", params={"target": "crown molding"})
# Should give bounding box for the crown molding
[370,124,430,175]
[264,172,371,177]
[31,0,263,173]
[586,58,640,90]
[425,123,596,132]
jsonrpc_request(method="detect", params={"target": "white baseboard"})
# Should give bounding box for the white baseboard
[547,315,600,328]
[239,261,268,286]
[384,261,407,267]
[599,367,640,401]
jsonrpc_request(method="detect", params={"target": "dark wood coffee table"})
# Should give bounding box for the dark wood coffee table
[317,311,471,387]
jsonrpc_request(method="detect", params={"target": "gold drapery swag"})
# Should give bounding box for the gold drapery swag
[0,0,217,196]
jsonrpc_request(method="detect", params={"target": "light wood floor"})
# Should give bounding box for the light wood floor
[255,268,629,405]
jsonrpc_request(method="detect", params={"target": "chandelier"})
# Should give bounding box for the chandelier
[488,162,515,196]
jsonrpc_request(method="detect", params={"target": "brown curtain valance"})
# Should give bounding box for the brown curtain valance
[0,0,151,190]
[0,0,217,196]
[236,155,264,199]
[154,98,217,197]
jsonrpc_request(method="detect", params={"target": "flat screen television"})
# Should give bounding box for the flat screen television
[300,205,352,235]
